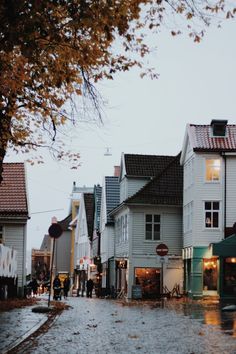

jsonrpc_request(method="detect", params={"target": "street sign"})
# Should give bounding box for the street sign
[48,223,63,239]
[156,243,169,256]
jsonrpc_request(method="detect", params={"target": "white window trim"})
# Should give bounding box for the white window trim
[144,213,161,242]
[203,200,221,230]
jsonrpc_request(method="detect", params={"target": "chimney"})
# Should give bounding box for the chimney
[211,119,228,137]
[114,165,120,177]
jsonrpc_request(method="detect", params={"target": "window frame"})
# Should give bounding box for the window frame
[145,214,161,241]
[204,201,220,229]
[205,158,221,183]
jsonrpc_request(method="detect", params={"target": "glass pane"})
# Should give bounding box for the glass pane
[145,224,152,240]
[154,215,160,223]
[213,212,219,227]
[153,228,160,240]
[205,212,212,227]
[205,202,211,210]
[213,202,219,210]
[206,159,220,181]
[146,215,152,222]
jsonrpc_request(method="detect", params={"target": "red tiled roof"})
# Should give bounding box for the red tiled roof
[189,124,236,151]
[0,163,29,216]
[124,154,175,177]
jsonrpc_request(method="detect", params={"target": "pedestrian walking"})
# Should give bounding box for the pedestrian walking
[31,277,38,297]
[86,278,94,298]
[63,275,70,299]
[53,274,62,300]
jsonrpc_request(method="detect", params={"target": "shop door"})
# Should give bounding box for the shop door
[203,258,218,291]
[135,268,160,299]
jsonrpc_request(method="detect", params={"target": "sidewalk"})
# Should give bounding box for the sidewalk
[0,301,49,354]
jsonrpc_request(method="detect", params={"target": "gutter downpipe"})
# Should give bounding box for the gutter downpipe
[222,152,226,239]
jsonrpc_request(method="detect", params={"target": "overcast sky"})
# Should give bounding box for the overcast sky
[5,19,236,251]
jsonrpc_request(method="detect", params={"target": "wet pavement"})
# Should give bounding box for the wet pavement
[0,301,48,354]
[0,296,236,354]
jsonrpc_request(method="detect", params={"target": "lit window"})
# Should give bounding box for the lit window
[206,159,220,181]
[145,214,160,241]
[205,202,219,228]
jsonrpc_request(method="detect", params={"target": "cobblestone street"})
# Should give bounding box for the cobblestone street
[2,297,235,354]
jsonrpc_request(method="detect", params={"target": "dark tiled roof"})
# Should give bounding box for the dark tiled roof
[126,153,183,206]
[124,154,175,177]
[58,214,72,231]
[105,176,120,223]
[84,193,94,240]
[0,163,28,216]
[189,124,236,151]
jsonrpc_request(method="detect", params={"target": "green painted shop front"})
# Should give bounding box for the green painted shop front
[213,234,236,300]
[184,246,219,299]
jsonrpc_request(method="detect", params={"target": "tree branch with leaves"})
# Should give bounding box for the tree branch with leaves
[0,0,234,181]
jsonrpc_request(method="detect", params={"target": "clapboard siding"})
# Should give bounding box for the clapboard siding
[120,177,149,203]
[114,208,129,258]
[192,154,224,246]
[226,156,236,227]
[127,178,149,199]
[131,207,182,256]
[101,226,114,263]
[4,224,26,290]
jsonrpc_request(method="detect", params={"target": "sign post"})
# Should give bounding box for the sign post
[156,243,169,298]
[47,218,63,307]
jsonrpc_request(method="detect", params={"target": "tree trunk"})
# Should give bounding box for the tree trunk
[0,113,12,184]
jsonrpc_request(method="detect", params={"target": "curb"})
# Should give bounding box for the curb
[2,315,48,354]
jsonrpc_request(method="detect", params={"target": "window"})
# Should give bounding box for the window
[145,214,160,241]
[205,159,220,182]
[205,202,220,228]
[0,226,3,244]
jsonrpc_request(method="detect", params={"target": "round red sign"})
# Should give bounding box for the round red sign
[48,223,63,239]
[156,243,169,256]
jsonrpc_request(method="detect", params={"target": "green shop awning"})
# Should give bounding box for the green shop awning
[213,234,236,257]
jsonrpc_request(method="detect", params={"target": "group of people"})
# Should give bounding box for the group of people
[28,275,95,299]
[53,275,70,299]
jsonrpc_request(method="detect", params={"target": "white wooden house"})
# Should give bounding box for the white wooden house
[180,119,236,299]
[74,193,94,295]
[110,153,183,299]
[0,163,29,297]
[100,176,120,293]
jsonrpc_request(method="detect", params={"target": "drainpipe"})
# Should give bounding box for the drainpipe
[222,152,226,238]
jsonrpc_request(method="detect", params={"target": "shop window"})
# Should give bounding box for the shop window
[205,159,221,182]
[223,258,236,295]
[135,267,160,299]
[205,201,219,228]
[203,259,218,291]
[145,214,160,241]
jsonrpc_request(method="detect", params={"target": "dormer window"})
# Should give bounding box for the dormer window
[211,119,228,137]
[206,159,221,182]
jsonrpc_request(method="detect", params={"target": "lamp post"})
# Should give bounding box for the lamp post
[47,217,63,307]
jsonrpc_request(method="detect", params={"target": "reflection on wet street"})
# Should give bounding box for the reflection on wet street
[173,300,236,337]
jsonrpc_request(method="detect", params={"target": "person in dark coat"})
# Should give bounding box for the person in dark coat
[86,278,94,298]
[31,278,38,297]
[63,276,70,299]
[53,275,61,300]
